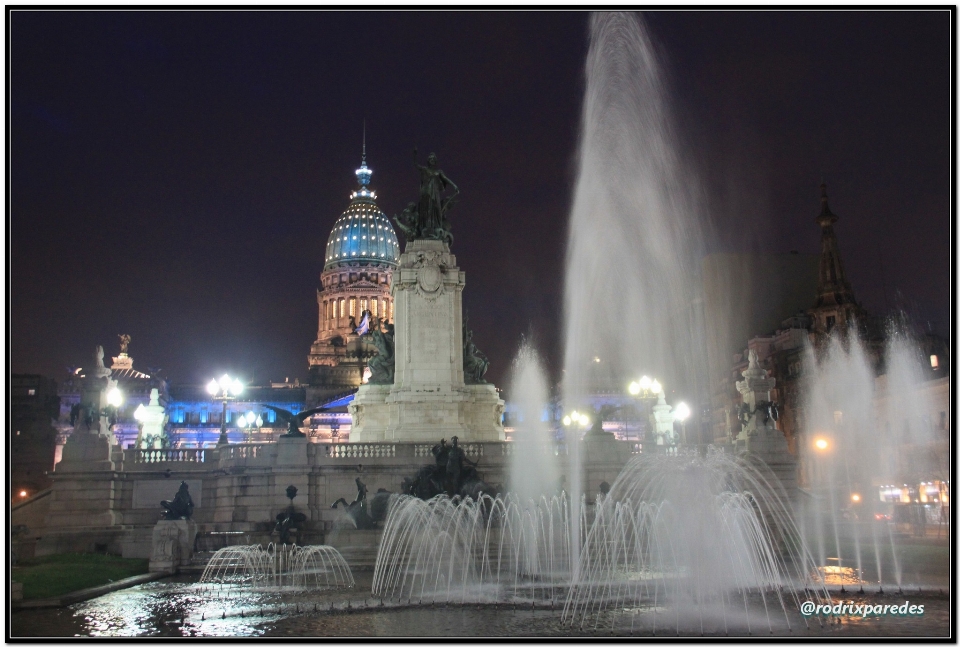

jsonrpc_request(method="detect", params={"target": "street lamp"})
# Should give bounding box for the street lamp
[674,401,691,445]
[562,410,592,438]
[627,376,662,443]
[237,410,263,443]
[814,437,830,451]
[207,374,243,446]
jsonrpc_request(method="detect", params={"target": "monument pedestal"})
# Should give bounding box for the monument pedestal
[149,519,197,574]
[734,351,799,503]
[350,240,504,443]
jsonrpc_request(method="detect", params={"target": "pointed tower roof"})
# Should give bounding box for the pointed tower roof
[813,182,856,309]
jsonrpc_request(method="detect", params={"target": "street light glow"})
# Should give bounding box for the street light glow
[851,493,861,502]
[562,415,572,426]
[675,402,691,421]
[107,387,123,407]
[638,375,652,390]
[651,380,662,395]
[814,438,829,451]
[206,379,219,395]
[628,381,640,396]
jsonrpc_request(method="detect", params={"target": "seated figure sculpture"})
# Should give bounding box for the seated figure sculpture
[160,481,194,520]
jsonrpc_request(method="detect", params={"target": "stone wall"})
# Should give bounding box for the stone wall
[35,438,636,560]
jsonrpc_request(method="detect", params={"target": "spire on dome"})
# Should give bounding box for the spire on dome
[355,121,372,188]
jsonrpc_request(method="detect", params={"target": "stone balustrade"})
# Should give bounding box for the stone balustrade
[499,443,568,457]
[325,443,396,459]
[132,448,207,464]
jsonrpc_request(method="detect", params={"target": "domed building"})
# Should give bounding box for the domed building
[307,152,400,403]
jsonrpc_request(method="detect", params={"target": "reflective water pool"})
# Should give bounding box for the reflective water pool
[11,573,951,638]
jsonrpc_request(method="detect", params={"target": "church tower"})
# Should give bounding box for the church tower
[808,182,864,342]
[307,147,400,400]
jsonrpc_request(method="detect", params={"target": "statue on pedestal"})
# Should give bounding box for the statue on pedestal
[462,322,489,384]
[160,481,195,520]
[367,321,396,384]
[392,151,459,244]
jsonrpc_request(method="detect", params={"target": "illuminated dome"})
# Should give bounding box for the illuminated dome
[324,156,400,271]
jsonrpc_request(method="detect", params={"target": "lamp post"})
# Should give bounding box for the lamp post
[562,409,592,439]
[627,376,662,444]
[237,410,263,444]
[674,401,691,445]
[207,374,243,446]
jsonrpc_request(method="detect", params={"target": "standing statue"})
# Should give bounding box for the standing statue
[393,151,459,244]
[160,481,195,520]
[367,321,396,384]
[118,334,131,354]
[416,151,458,239]
[262,405,328,438]
[462,322,489,384]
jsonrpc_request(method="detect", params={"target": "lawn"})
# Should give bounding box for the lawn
[12,553,149,601]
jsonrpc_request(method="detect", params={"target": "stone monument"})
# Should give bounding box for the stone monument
[349,152,504,443]
[150,481,198,573]
[135,388,168,449]
[734,350,798,499]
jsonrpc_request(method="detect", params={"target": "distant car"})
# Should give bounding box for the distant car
[874,513,892,521]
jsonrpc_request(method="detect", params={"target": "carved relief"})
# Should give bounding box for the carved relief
[412,251,448,300]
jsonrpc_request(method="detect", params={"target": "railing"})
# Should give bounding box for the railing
[134,448,206,464]
[221,444,269,461]
[500,443,568,457]
[326,443,396,459]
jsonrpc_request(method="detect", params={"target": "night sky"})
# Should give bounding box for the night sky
[10,9,952,389]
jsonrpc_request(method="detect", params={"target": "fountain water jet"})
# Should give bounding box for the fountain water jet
[562,11,709,574]
[507,340,559,503]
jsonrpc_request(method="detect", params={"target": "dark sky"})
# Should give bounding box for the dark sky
[10,9,952,388]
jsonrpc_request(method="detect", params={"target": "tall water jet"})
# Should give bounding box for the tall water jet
[507,340,559,503]
[562,11,708,573]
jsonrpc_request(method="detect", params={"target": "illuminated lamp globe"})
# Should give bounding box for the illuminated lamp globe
[628,381,641,396]
[206,379,219,395]
[674,402,691,422]
[107,388,123,408]
[638,376,652,391]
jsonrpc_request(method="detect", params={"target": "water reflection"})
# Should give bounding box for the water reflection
[11,575,950,638]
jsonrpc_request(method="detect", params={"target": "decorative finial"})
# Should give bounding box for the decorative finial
[355,122,372,188]
[817,178,838,226]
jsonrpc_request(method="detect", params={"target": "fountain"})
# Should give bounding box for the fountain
[199,544,355,593]
[563,450,828,633]
[372,492,578,606]
[507,341,560,502]
[367,10,832,627]
[798,321,945,591]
